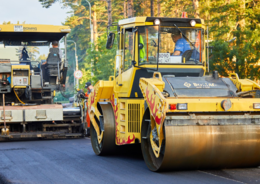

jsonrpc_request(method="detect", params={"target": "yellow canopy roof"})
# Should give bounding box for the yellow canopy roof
[0,24,70,33]
[0,24,71,43]
[118,17,204,27]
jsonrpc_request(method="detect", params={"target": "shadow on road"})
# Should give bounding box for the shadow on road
[103,143,144,160]
[0,174,10,184]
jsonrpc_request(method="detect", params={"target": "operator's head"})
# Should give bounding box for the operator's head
[171,30,181,43]
[52,41,59,48]
[85,82,93,91]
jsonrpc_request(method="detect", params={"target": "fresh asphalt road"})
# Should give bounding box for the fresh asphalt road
[0,138,260,184]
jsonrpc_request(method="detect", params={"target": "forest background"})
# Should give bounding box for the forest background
[38,0,260,100]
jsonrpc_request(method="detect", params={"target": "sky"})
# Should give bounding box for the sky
[0,0,73,60]
[0,0,72,25]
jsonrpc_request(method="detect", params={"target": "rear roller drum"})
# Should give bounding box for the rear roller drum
[91,103,117,155]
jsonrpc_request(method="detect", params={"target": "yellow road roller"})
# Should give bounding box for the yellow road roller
[88,17,260,171]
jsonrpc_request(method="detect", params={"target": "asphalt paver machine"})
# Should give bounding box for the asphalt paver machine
[88,17,260,171]
[0,24,85,140]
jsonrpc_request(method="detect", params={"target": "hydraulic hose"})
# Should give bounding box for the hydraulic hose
[13,87,25,105]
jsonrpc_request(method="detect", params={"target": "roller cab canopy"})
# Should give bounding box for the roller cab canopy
[118,16,204,27]
[0,24,71,46]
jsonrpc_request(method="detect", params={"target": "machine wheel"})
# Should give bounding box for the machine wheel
[141,108,165,171]
[90,103,117,155]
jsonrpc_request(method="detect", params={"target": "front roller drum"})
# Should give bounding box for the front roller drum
[142,119,260,171]
[91,103,117,155]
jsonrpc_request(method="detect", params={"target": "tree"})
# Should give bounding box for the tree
[107,0,112,27]
[16,46,39,61]
[193,0,199,18]
[207,0,260,80]
[38,0,260,82]
[157,0,161,16]
[127,0,134,17]
[37,54,47,61]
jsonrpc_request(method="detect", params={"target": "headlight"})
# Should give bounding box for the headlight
[154,19,160,25]
[177,103,187,110]
[221,99,232,111]
[190,20,196,27]
[253,103,260,109]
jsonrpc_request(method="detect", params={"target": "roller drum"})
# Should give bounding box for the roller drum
[143,125,260,171]
[63,107,81,116]
[91,103,117,155]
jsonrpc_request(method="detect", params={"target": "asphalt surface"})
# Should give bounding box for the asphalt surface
[0,138,260,184]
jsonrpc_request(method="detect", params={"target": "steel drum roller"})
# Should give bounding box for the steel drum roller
[143,125,260,171]
[91,103,117,155]
[63,107,81,116]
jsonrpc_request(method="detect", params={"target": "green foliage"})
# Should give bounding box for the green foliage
[54,92,71,103]
[38,0,61,8]
[85,34,116,84]
[38,0,260,82]
[208,0,260,80]
[210,29,260,80]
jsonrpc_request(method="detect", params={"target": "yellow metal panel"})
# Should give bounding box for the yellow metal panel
[121,67,135,97]
[11,65,30,70]
[11,65,30,88]
[116,98,144,145]
[229,73,260,92]
[145,22,154,25]
[166,98,260,112]
[95,80,114,100]
[0,24,70,33]
[194,23,202,27]
[138,64,205,70]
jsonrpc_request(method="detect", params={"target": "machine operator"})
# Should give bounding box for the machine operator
[171,30,191,56]
[20,47,30,64]
[42,41,63,65]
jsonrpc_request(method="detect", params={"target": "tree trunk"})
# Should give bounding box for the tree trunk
[107,0,112,27]
[157,0,161,16]
[193,0,200,18]
[93,3,98,45]
[151,0,154,16]
[235,0,245,74]
[238,0,245,29]
[124,0,127,18]
[127,0,133,18]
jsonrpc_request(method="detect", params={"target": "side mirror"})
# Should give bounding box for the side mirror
[106,33,115,49]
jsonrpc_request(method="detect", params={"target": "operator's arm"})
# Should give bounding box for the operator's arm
[173,51,181,55]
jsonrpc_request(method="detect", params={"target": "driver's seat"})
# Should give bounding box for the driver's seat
[45,48,62,86]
